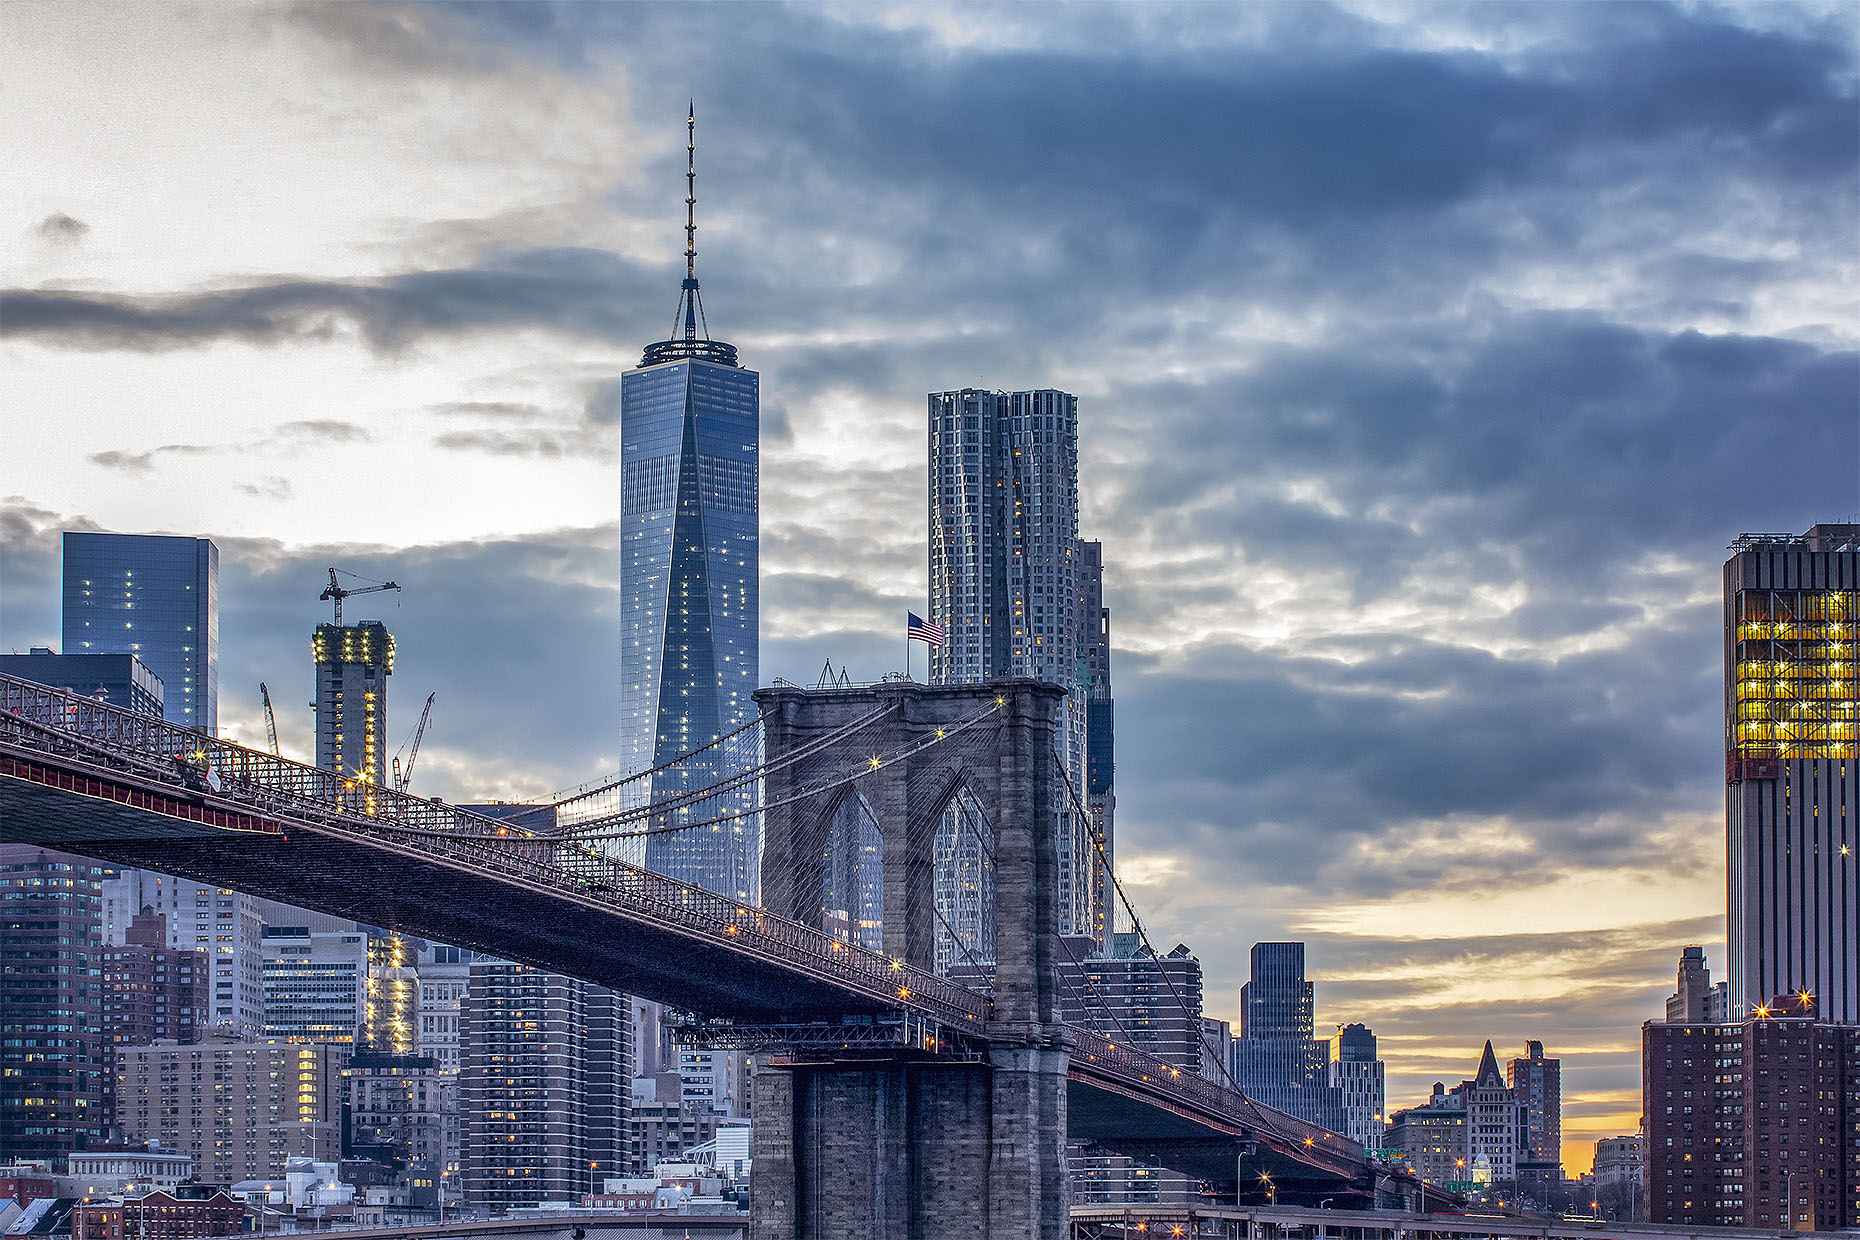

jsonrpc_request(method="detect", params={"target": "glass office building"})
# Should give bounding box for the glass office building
[618,138,759,901]
[0,649,164,718]
[620,356,758,899]
[62,532,218,733]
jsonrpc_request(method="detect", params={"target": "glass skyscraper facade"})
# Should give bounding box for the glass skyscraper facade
[619,112,759,903]
[619,357,759,900]
[1234,941,1346,1130]
[927,388,1100,958]
[62,532,218,733]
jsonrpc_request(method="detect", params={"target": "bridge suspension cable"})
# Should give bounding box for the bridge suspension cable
[848,791,995,985]
[549,702,899,838]
[356,699,1006,849]
[555,700,1005,843]
[1053,743,1271,1119]
[540,708,770,812]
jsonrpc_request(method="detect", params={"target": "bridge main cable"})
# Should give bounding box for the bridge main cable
[553,700,1006,843]
[547,701,899,837]
[1050,741,1331,1153]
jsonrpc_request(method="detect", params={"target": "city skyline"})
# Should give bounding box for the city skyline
[4,1,1858,1173]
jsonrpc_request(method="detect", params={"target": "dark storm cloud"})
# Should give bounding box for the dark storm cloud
[430,400,551,420]
[1110,316,1857,601]
[35,212,90,246]
[456,1,1857,215]
[432,427,604,459]
[276,420,372,443]
[87,445,214,474]
[0,249,668,354]
[1110,618,1727,897]
[10,4,1849,367]
[417,0,1854,347]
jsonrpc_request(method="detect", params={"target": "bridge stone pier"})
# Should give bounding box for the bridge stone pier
[748,679,1072,1240]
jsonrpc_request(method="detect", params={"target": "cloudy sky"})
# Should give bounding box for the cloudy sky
[4,1,1857,1172]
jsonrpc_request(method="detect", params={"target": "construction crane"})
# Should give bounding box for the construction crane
[320,566,400,626]
[393,692,436,794]
[258,682,281,757]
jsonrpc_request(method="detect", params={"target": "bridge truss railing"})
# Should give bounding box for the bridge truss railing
[0,672,990,1028]
[1070,1026,1360,1167]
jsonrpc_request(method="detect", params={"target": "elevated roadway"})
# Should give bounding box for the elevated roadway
[1,672,1403,1206]
[1069,1205,1854,1240]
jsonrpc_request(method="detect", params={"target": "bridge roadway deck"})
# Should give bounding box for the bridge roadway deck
[0,673,1384,1191]
[1,758,938,1024]
[247,1217,747,1239]
[1068,1205,1858,1240]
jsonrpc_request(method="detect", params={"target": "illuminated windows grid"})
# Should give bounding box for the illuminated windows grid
[61,532,218,733]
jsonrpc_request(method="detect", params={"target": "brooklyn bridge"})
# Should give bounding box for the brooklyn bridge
[0,671,1441,1239]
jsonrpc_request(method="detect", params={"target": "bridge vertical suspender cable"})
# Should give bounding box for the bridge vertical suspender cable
[1052,744,1260,1105]
[1053,927,1147,1053]
[548,702,1005,845]
[852,792,995,985]
[938,764,1138,1044]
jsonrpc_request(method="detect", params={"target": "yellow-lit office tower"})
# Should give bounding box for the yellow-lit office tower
[1724,525,1858,1022]
[364,934,419,1055]
[312,620,393,787]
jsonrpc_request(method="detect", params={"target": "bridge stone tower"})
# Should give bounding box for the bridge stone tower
[749,678,1072,1240]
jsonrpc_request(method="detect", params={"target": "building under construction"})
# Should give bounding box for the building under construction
[313,619,394,786]
[312,568,400,787]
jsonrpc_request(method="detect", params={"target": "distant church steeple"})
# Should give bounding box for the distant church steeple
[642,103,738,368]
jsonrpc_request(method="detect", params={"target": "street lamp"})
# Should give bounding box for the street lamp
[1260,1172,1276,1206]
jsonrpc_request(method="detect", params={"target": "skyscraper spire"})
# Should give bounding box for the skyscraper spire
[685,105,697,278]
[683,100,699,340]
[641,103,738,368]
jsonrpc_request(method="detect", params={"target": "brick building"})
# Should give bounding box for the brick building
[1507,1040,1562,1186]
[102,911,206,1131]
[1643,995,1860,1229]
[115,1035,343,1184]
[70,1187,242,1239]
[0,1169,57,1204]
[460,960,627,1210]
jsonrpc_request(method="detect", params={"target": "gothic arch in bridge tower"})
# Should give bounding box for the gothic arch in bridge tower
[749,678,1075,1240]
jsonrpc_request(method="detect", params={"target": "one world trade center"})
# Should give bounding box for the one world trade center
[618,108,759,902]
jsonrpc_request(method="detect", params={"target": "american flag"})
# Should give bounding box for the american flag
[907,612,946,647]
